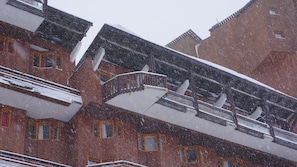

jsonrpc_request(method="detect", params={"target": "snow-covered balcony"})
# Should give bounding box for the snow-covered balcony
[102,71,297,162]
[0,150,71,167]
[0,66,82,122]
[0,0,46,32]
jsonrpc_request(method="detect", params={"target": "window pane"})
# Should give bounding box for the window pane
[186,148,197,163]
[29,125,36,139]
[145,136,156,151]
[159,137,165,151]
[7,41,14,53]
[179,148,184,162]
[94,123,98,137]
[138,136,143,150]
[1,112,9,127]
[53,126,59,140]
[33,55,40,67]
[224,161,234,167]
[56,57,61,69]
[38,125,50,140]
[100,74,109,84]
[102,123,112,138]
[0,39,4,51]
[42,55,52,67]
[117,125,122,138]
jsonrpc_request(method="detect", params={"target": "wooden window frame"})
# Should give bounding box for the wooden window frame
[116,121,124,139]
[32,52,53,69]
[184,146,198,163]
[99,70,114,84]
[29,124,37,140]
[179,146,209,164]
[100,121,114,138]
[0,37,16,54]
[53,122,61,140]
[1,108,10,128]
[199,146,208,164]
[144,135,158,151]
[37,123,50,140]
[138,134,144,151]
[222,158,244,167]
[56,56,62,70]
[159,134,167,152]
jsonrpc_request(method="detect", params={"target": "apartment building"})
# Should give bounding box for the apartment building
[0,0,297,167]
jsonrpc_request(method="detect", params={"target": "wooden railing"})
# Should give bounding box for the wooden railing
[102,71,167,102]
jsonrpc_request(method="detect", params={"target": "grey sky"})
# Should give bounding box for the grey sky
[49,0,249,60]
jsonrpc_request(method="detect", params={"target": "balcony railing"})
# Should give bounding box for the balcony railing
[102,71,167,102]
[0,150,70,167]
[102,71,297,150]
[7,0,46,16]
[86,160,147,167]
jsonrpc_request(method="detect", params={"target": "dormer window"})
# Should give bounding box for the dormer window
[269,9,277,15]
[33,52,53,68]
[274,31,284,39]
[0,37,16,54]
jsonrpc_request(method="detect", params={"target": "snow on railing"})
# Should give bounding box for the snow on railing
[273,127,297,144]
[86,160,147,167]
[0,150,71,167]
[102,71,167,102]
[0,65,80,95]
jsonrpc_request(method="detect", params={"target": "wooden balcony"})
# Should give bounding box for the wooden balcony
[102,71,297,162]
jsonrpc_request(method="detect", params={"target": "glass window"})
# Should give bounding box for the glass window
[224,161,234,167]
[1,111,9,127]
[159,135,166,151]
[29,124,36,139]
[116,124,123,138]
[199,148,208,163]
[38,125,50,140]
[94,123,99,137]
[101,123,113,138]
[0,38,4,51]
[56,57,62,69]
[269,9,277,15]
[275,32,284,39]
[53,126,60,140]
[33,54,40,67]
[138,135,143,150]
[179,147,184,162]
[186,148,197,163]
[145,136,157,151]
[42,55,52,67]
[7,41,15,53]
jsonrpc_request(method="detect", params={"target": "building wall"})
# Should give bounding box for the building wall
[0,25,75,86]
[168,35,199,57]
[24,118,68,164]
[0,105,26,154]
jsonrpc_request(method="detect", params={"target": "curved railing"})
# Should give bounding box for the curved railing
[102,71,167,102]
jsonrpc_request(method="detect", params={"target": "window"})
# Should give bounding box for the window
[29,124,36,139]
[38,125,50,140]
[32,53,53,68]
[53,125,60,140]
[94,120,124,139]
[186,147,197,163]
[199,147,208,164]
[0,38,4,51]
[101,123,113,138]
[116,122,123,138]
[94,123,99,137]
[269,9,277,15]
[222,158,244,167]
[1,109,10,127]
[159,135,166,151]
[274,31,284,39]
[145,136,157,151]
[0,37,15,54]
[138,134,167,152]
[56,56,62,70]
[179,146,209,164]
[138,135,144,150]
[99,70,113,84]
[7,40,15,54]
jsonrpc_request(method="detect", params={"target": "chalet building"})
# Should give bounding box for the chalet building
[0,0,297,167]
[167,0,297,99]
